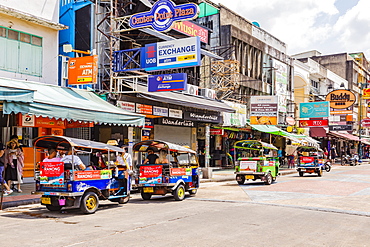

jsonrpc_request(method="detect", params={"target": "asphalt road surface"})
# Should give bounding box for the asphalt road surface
[1,164,370,247]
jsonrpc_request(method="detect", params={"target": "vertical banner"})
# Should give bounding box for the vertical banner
[273,59,288,113]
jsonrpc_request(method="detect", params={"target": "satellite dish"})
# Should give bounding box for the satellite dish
[252,21,260,27]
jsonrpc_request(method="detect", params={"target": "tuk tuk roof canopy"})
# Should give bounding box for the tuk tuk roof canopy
[133,140,196,154]
[0,77,145,126]
[33,135,124,153]
[234,140,278,150]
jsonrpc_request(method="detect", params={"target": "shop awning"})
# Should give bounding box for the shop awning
[0,86,34,103]
[127,83,235,113]
[0,77,145,126]
[328,131,360,141]
[310,127,327,137]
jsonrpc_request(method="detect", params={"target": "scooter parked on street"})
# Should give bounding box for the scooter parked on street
[341,154,358,166]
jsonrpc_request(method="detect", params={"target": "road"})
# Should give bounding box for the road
[1,164,370,247]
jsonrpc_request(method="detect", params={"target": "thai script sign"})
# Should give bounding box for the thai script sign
[141,36,201,71]
[325,90,356,109]
[129,0,199,32]
[148,73,187,92]
[40,162,64,185]
[68,55,98,85]
[172,21,208,43]
[299,101,330,118]
[299,119,328,127]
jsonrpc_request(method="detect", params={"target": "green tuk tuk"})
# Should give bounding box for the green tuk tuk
[234,140,279,185]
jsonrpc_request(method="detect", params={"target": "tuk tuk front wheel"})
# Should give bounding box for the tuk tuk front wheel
[80,192,99,214]
[264,173,273,185]
[141,192,152,200]
[46,205,62,212]
[317,169,322,177]
[173,184,185,201]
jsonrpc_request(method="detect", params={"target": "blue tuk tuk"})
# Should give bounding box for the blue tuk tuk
[32,136,131,214]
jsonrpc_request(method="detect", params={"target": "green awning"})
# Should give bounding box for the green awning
[0,86,34,103]
[0,78,145,126]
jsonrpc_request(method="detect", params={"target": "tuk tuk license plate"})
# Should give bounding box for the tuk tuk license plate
[246,175,254,179]
[41,197,51,205]
[143,187,154,193]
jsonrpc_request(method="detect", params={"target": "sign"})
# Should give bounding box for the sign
[169,109,182,118]
[299,101,330,118]
[136,104,153,114]
[210,129,224,135]
[142,129,151,141]
[363,88,370,100]
[21,114,35,127]
[184,112,221,123]
[117,101,136,112]
[68,55,98,85]
[74,170,112,181]
[172,21,209,44]
[273,59,288,113]
[223,101,247,127]
[250,96,278,125]
[66,121,94,128]
[35,117,66,129]
[299,119,328,127]
[148,73,187,92]
[329,125,353,131]
[170,168,191,176]
[330,110,353,115]
[139,165,163,184]
[239,161,257,172]
[160,118,195,127]
[325,90,356,109]
[153,106,169,117]
[300,156,314,164]
[141,36,201,71]
[129,0,199,32]
[286,116,296,126]
[39,162,64,185]
[362,118,370,127]
[145,118,154,129]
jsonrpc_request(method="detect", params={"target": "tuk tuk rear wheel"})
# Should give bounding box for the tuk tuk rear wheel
[80,192,99,214]
[141,192,152,200]
[299,171,304,177]
[46,205,62,212]
[236,175,245,185]
[264,173,273,185]
[173,184,185,201]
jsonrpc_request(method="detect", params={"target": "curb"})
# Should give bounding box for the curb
[2,198,40,210]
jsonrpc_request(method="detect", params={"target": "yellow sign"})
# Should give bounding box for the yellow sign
[363,88,370,100]
[250,116,277,125]
[325,90,356,109]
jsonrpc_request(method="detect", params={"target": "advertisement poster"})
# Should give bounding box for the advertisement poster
[299,119,328,127]
[299,101,330,118]
[172,21,209,44]
[68,55,98,85]
[239,161,257,172]
[250,96,278,125]
[39,162,64,185]
[74,170,112,181]
[273,59,288,113]
[170,168,192,176]
[139,165,163,184]
[148,73,187,92]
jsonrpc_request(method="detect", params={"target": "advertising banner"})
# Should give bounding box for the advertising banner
[299,101,330,118]
[68,55,98,85]
[273,59,288,113]
[184,111,221,123]
[325,90,356,109]
[141,36,201,71]
[148,73,187,92]
[136,104,153,114]
[299,119,328,127]
[170,168,192,176]
[250,96,278,125]
[39,162,64,185]
[300,156,315,164]
[363,88,370,100]
[172,21,209,44]
[210,129,224,135]
[362,118,370,127]
[139,165,163,184]
[74,170,112,181]
[169,109,182,118]
[223,101,247,127]
[117,101,136,112]
[129,0,199,32]
[153,106,169,117]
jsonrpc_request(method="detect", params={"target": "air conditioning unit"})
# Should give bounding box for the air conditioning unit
[200,88,216,99]
[186,84,199,96]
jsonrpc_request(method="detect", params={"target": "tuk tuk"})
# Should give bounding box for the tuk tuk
[32,136,131,214]
[296,146,324,177]
[234,140,279,185]
[132,140,200,201]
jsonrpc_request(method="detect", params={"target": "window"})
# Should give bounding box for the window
[0,26,42,77]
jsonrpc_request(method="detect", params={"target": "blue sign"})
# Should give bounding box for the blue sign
[129,0,199,32]
[148,73,187,92]
[142,37,201,71]
[299,101,330,118]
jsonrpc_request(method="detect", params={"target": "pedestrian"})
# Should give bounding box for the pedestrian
[330,145,337,164]
[4,139,24,193]
[117,147,132,170]
[0,142,13,196]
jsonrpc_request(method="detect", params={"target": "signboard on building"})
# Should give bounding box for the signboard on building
[148,73,187,92]
[129,0,199,32]
[141,37,201,71]
[144,118,154,129]
[273,59,288,113]
[117,101,136,112]
[325,90,356,109]
[223,101,247,127]
[159,118,195,127]
[250,96,278,125]
[299,119,328,127]
[136,104,153,115]
[153,106,169,117]
[68,55,98,85]
[172,21,209,44]
[184,111,220,123]
[363,88,370,100]
[299,101,330,118]
[329,125,353,131]
[169,109,182,118]
[21,114,35,127]
[210,128,224,135]
[361,118,370,127]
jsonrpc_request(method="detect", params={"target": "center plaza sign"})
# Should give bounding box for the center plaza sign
[129,0,199,32]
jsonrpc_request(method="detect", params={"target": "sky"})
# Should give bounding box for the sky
[216,0,370,58]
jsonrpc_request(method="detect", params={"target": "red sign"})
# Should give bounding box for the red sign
[74,170,101,181]
[170,168,187,176]
[136,104,153,115]
[299,119,328,127]
[210,129,224,135]
[140,165,162,178]
[362,118,370,127]
[172,21,209,44]
[40,162,64,177]
[300,156,314,163]
[68,55,98,85]
[66,121,94,128]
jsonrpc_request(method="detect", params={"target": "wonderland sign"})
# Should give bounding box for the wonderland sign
[129,0,199,32]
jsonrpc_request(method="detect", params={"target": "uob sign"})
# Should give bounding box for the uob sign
[129,0,199,32]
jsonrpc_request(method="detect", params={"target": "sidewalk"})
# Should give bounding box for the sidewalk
[0,166,315,210]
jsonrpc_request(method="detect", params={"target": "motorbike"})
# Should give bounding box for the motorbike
[341,154,358,166]
[323,160,331,172]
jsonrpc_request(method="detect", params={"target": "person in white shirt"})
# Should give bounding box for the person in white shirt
[117,147,132,170]
[60,147,86,170]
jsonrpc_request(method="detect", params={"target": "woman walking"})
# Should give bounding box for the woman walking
[4,140,24,193]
